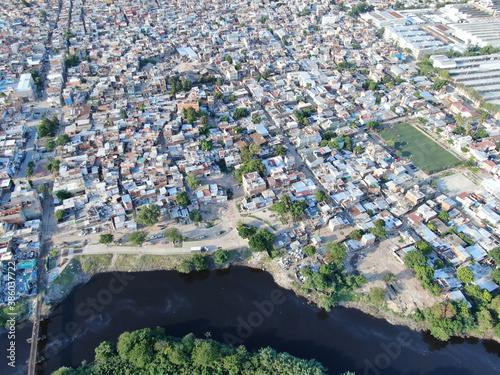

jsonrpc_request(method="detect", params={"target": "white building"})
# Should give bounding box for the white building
[15,73,35,102]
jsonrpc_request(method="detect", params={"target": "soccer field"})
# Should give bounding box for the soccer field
[380,124,461,174]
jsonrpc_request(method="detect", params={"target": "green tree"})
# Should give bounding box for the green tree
[54,209,65,221]
[65,54,79,67]
[382,272,396,284]
[491,269,500,284]
[189,209,202,222]
[136,204,161,226]
[303,245,316,257]
[119,108,128,119]
[224,55,233,64]
[128,231,147,245]
[176,192,190,207]
[182,79,191,92]
[192,253,210,271]
[178,259,194,273]
[37,183,48,195]
[55,189,72,201]
[51,368,74,375]
[55,134,70,146]
[366,121,381,130]
[404,250,427,269]
[37,116,58,137]
[45,139,56,151]
[349,229,365,240]
[415,241,433,255]
[438,210,449,222]
[490,247,500,264]
[369,219,386,241]
[315,190,329,203]
[237,223,257,239]
[251,114,261,124]
[200,139,213,151]
[186,173,200,190]
[233,107,249,119]
[214,249,229,265]
[165,228,182,243]
[324,241,347,265]
[370,287,386,305]
[192,340,220,367]
[99,234,114,245]
[274,145,287,156]
[457,267,474,284]
[354,145,364,154]
[386,140,395,148]
[248,228,274,252]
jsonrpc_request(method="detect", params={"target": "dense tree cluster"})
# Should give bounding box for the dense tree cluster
[299,241,366,310]
[176,192,191,207]
[128,231,147,246]
[136,204,161,226]
[404,244,440,296]
[37,115,59,138]
[233,107,249,119]
[293,108,315,125]
[169,75,192,95]
[248,228,275,253]
[52,328,328,375]
[369,219,386,241]
[270,195,307,223]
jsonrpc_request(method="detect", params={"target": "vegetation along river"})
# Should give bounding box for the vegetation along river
[2,266,500,374]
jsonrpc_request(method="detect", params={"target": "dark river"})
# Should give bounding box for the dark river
[2,266,500,375]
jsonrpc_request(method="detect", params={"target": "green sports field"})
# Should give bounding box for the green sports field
[380,124,461,174]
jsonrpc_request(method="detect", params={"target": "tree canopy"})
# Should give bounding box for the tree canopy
[457,267,474,284]
[324,241,347,265]
[100,234,114,245]
[55,189,72,201]
[128,231,147,245]
[186,173,200,190]
[56,134,70,146]
[54,209,65,221]
[136,204,161,226]
[315,190,329,203]
[165,228,182,243]
[53,328,328,375]
[248,228,275,253]
[176,192,191,207]
[233,107,249,119]
[37,116,59,138]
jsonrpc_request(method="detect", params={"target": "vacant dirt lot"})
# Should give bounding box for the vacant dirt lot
[436,172,478,196]
[347,236,444,314]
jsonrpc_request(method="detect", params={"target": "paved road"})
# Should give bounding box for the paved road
[80,228,248,256]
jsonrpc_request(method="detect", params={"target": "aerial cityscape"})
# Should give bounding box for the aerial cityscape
[1,0,500,374]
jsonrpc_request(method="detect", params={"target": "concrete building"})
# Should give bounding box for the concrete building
[384,26,447,59]
[435,54,500,106]
[449,21,500,48]
[361,10,407,27]
[15,73,35,102]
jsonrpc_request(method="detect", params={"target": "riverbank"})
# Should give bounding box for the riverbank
[41,250,500,345]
